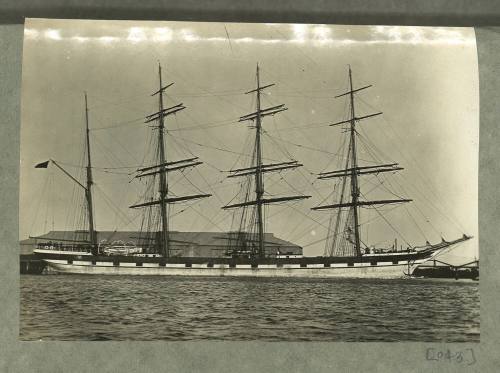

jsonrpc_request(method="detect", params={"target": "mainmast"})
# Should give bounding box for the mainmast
[223,64,311,258]
[312,66,411,256]
[84,93,98,253]
[254,65,265,258]
[156,64,170,258]
[130,63,211,258]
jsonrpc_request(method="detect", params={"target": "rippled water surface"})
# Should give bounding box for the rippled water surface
[20,275,479,341]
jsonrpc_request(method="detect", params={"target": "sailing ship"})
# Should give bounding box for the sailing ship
[32,64,472,277]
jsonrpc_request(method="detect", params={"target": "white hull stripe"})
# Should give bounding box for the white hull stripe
[46,259,416,269]
[44,259,426,278]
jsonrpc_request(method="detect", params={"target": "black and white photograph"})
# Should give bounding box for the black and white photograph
[19,19,479,342]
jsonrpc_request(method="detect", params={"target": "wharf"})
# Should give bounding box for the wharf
[20,254,46,274]
[413,259,479,280]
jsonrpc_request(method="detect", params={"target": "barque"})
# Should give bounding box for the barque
[32,64,472,278]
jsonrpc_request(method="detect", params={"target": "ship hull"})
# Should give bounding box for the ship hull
[34,236,471,278]
[41,255,428,278]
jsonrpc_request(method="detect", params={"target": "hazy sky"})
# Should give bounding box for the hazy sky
[20,19,479,260]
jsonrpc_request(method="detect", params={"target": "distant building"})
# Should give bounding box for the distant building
[20,230,303,258]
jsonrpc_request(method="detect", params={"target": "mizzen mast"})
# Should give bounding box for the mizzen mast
[312,66,411,256]
[130,63,211,258]
[35,93,99,254]
[223,64,310,258]
[84,93,98,253]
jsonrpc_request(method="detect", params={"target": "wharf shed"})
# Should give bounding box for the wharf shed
[20,230,303,258]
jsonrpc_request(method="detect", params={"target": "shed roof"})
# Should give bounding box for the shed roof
[21,230,301,249]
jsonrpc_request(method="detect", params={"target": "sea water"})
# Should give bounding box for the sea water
[20,275,479,341]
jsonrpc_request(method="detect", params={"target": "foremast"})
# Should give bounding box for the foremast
[130,63,211,258]
[312,66,411,256]
[223,64,311,258]
[156,64,170,259]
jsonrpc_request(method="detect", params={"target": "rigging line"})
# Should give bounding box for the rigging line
[167,133,282,162]
[55,160,140,171]
[302,232,337,248]
[166,119,238,132]
[172,87,248,95]
[358,128,464,235]
[91,132,136,169]
[317,128,348,176]
[297,166,327,200]
[138,129,155,170]
[101,166,140,170]
[264,121,331,132]
[263,93,319,151]
[355,132,384,164]
[164,67,249,111]
[95,170,133,176]
[292,218,336,248]
[315,183,337,208]
[178,169,205,195]
[164,131,196,160]
[170,114,194,159]
[279,174,308,197]
[372,175,405,199]
[91,137,144,196]
[271,88,353,95]
[94,184,135,227]
[263,132,374,163]
[101,98,156,121]
[89,92,151,110]
[385,176,447,238]
[361,176,390,196]
[102,125,139,167]
[376,163,453,236]
[91,116,146,131]
[271,112,287,158]
[261,130,295,162]
[65,139,87,237]
[91,130,128,168]
[101,122,144,166]
[288,212,330,243]
[357,207,396,228]
[370,204,413,248]
[223,23,234,54]
[356,130,390,165]
[403,205,428,241]
[257,33,328,89]
[202,159,225,173]
[357,95,468,232]
[266,94,340,99]
[186,204,227,232]
[171,92,247,98]
[258,65,346,123]
[31,170,51,235]
[287,203,331,231]
[178,108,233,155]
[193,166,225,205]
[230,127,255,172]
[265,204,293,220]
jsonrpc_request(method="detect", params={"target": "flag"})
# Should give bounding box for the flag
[35,160,50,168]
